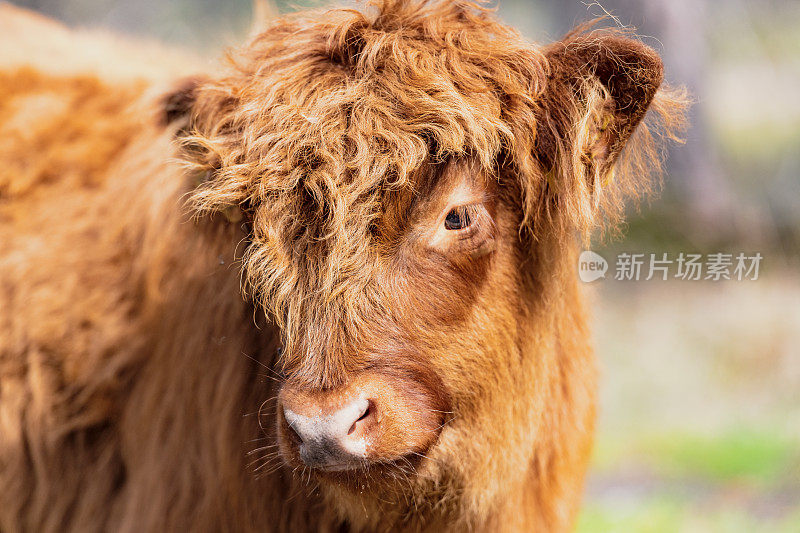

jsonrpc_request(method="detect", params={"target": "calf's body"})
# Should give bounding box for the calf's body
[0,2,684,531]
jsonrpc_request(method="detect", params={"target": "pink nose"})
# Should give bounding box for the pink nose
[277,372,447,473]
[281,395,376,470]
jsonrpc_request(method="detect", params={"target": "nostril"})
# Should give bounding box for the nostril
[347,400,373,436]
[282,407,306,444]
[287,422,304,443]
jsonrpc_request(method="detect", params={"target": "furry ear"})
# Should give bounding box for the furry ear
[161,76,250,223]
[160,76,205,129]
[533,26,685,236]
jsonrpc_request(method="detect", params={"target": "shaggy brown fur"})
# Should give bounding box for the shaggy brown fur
[0,1,687,531]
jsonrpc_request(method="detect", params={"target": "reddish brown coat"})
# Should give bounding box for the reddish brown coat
[0,1,687,531]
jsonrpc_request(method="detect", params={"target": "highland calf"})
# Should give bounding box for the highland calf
[0,1,686,531]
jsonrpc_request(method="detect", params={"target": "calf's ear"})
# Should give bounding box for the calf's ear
[531,27,686,236]
[160,76,206,130]
[159,75,248,214]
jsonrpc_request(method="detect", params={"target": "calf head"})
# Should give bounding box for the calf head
[165,0,685,519]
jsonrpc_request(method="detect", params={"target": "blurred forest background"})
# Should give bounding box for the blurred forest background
[10,0,800,531]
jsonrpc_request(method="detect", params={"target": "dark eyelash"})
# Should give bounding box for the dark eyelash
[444,205,473,231]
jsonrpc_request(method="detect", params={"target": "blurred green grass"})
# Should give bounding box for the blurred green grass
[579,500,800,533]
[580,429,800,532]
[592,429,800,485]
[577,276,800,532]
[641,431,798,484]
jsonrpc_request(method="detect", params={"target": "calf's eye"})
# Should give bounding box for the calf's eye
[444,207,471,231]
